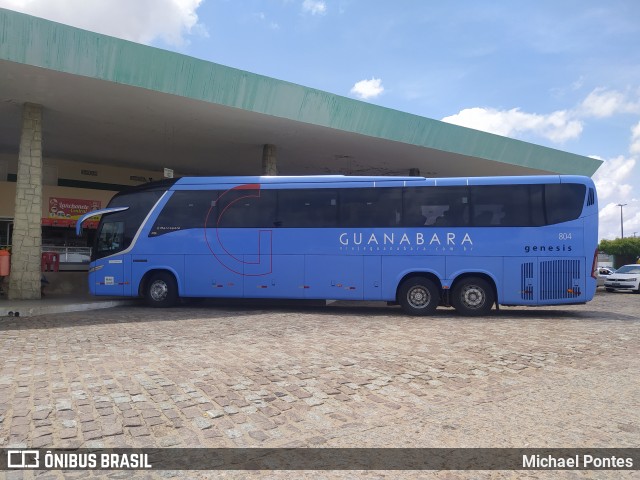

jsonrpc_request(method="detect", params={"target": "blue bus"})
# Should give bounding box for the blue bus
[76,175,599,316]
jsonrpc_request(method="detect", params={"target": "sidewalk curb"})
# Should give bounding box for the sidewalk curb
[0,299,137,318]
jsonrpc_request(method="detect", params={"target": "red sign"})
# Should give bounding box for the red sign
[44,197,102,229]
[48,197,101,220]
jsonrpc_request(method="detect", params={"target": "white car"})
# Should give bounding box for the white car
[604,264,640,293]
[597,267,615,287]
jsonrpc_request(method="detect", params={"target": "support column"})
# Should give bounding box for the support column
[261,144,277,176]
[9,103,43,300]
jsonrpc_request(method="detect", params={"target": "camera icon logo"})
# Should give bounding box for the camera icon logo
[7,450,40,468]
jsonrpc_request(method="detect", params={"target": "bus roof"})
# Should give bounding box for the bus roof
[115,174,595,196]
[170,174,594,187]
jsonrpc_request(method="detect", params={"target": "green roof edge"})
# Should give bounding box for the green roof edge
[0,8,603,176]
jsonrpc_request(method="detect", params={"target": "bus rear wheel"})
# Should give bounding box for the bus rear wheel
[452,277,494,316]
[398,277,439,316]
[145,272,178,307]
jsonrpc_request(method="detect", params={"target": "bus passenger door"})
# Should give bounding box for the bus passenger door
[503,257,538,305]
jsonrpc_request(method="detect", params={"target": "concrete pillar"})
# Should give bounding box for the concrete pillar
[262,144,277,176]
[8,103,43,299]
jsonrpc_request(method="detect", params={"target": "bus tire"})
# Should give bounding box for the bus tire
[145,272,179,307]
[452,277,494,316]
[398,277,439,316]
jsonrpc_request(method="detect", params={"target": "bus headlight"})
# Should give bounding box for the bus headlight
[89,265,104,273]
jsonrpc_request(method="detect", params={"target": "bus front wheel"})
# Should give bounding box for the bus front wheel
[452,277,494,316]
[145,272,178,308]
[398,277,439,316]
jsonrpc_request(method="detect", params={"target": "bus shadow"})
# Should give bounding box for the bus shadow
[1,300,636,332]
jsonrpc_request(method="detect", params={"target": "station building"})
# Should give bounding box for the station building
[0,8,602,299]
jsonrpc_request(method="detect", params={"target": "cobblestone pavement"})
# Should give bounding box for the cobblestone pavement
[0,290,639,479]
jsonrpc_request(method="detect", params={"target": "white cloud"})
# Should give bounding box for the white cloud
[592,155,639,240]
[442,87,640,147]
[350,78,384,100]
[598,200,640,240]
[302,0,327,16]
[592,155,636,203]
[580,87,640,118]
[0,0,207,46]
[441,107,583,143]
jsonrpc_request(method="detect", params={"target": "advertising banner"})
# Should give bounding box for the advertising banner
[43,197,102,228]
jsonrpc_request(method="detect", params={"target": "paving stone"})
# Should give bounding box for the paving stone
[193,417,213,430]
[55,400,72,411]
[145,416,165,427]
[31,434,53,448]
[140,409,161,419]
[122,416,143,427]
[102,423,124,437]
[128,426,151,437]
[158,435,182,447]
[181,406,202,419]
[80,421,99,432]
[59,427,78,439]
[248,430,269,442]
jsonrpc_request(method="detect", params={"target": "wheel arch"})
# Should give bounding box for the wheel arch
[138,268,181,298]
[395,271,443,302]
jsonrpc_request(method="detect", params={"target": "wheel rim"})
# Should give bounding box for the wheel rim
[460,284,485,309]
[407,285,431,309]
[150,280,168,302]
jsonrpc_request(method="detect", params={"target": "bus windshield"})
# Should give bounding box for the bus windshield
[93,189,164,260]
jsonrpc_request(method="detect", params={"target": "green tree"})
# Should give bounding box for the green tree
[598,237,640,266]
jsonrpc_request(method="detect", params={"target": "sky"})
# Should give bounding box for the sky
[2,0,640,240]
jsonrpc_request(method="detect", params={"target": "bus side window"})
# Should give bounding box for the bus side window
[217,189,277,228]
[545,184,586,225]
[404,186,469,227]
[470,185,543,227]
[150,190,218,235]
[277,189,338,228]
[339,187,402,227]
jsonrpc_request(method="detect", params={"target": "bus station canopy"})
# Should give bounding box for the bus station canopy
[0,8,602,178]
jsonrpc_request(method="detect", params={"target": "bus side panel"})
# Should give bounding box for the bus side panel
[304,255,364,300]
[380,256,446,301]
[184,254,244,297]
[244,255,304,298]
[445,256,502,292]
[363,256,382,300]
[91,255,127,296]
[502,257,539,305]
